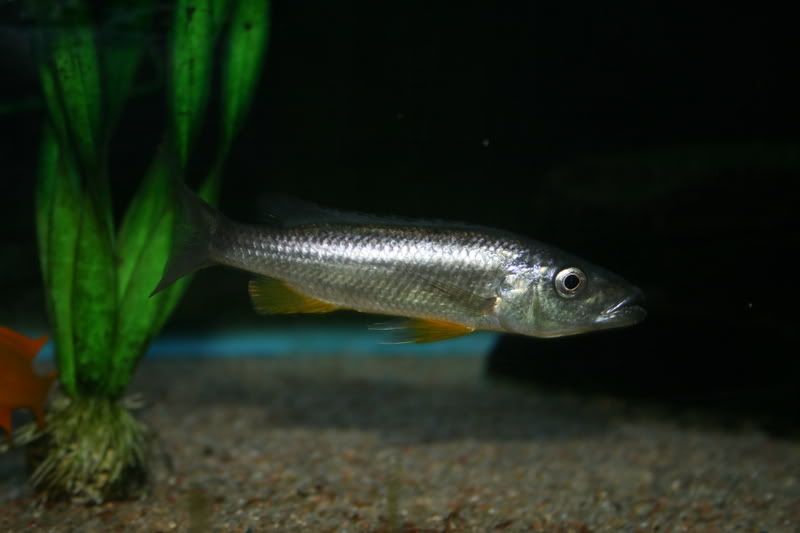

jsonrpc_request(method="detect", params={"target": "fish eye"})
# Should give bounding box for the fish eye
[555,267,586,298]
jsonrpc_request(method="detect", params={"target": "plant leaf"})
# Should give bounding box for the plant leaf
[100,1,156,131]
[110,170,219,394]
[109,148,176,396]
[109,206,175,396]
[219,0,270,155]
[34,1,116,396]
[35,125,59,288]
[116,145,176,300]
[71,192,117,395]
[192,0,271,223]
[40,2,105,199]
[169,0,222,167]
[36,139,81,397]
[36,42,71,174]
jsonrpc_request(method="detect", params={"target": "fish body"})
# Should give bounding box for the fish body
[154,186,646,342]
[0,327,56,438]
[224,224,519,332]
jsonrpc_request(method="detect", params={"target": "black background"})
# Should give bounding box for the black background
[1,2,797,434]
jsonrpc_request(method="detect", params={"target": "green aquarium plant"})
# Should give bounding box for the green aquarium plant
[23,0,270,502]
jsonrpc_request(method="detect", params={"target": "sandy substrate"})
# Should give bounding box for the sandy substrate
[1,356,799,532]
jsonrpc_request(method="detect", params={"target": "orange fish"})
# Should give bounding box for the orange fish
[0,326,57,440]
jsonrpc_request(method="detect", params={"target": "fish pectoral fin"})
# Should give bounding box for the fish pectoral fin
[370,318,475,344]
[248,277,340,314]
[411,274,497,317]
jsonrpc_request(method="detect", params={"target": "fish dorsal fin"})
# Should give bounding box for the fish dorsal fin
[0,327,48,360]
[261,194,497,232]
[248,277,340,314]
[262,195,392,227]
[370,318,475,344]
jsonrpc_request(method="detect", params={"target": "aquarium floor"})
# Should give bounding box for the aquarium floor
[1,356,798,532]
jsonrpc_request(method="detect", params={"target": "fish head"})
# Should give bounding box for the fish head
[499,249,646,338]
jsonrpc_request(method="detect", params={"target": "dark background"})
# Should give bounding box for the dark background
[1,2,798,434]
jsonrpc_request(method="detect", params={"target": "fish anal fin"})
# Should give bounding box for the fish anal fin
[371,318,475,344]
[248,278,340,315]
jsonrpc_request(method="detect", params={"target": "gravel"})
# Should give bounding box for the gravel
[1,356,798,532]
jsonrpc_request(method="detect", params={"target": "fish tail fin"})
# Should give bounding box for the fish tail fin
[151,183,223,296]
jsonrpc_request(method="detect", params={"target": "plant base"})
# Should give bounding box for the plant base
[24,395,150,504]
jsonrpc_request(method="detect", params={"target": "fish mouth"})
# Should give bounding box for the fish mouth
[595,293,647,328]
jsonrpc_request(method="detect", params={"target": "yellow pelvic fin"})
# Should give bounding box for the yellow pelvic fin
[372,318,475,344]
[248,278,340,315]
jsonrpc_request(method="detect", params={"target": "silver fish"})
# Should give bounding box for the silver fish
[154,186,646,342]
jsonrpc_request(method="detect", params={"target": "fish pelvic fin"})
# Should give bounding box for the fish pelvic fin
[248,277,341,314]
[370,318,475,344]
[151,183,222,296]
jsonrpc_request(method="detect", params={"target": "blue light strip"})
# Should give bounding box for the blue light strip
[36,328,499,359]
